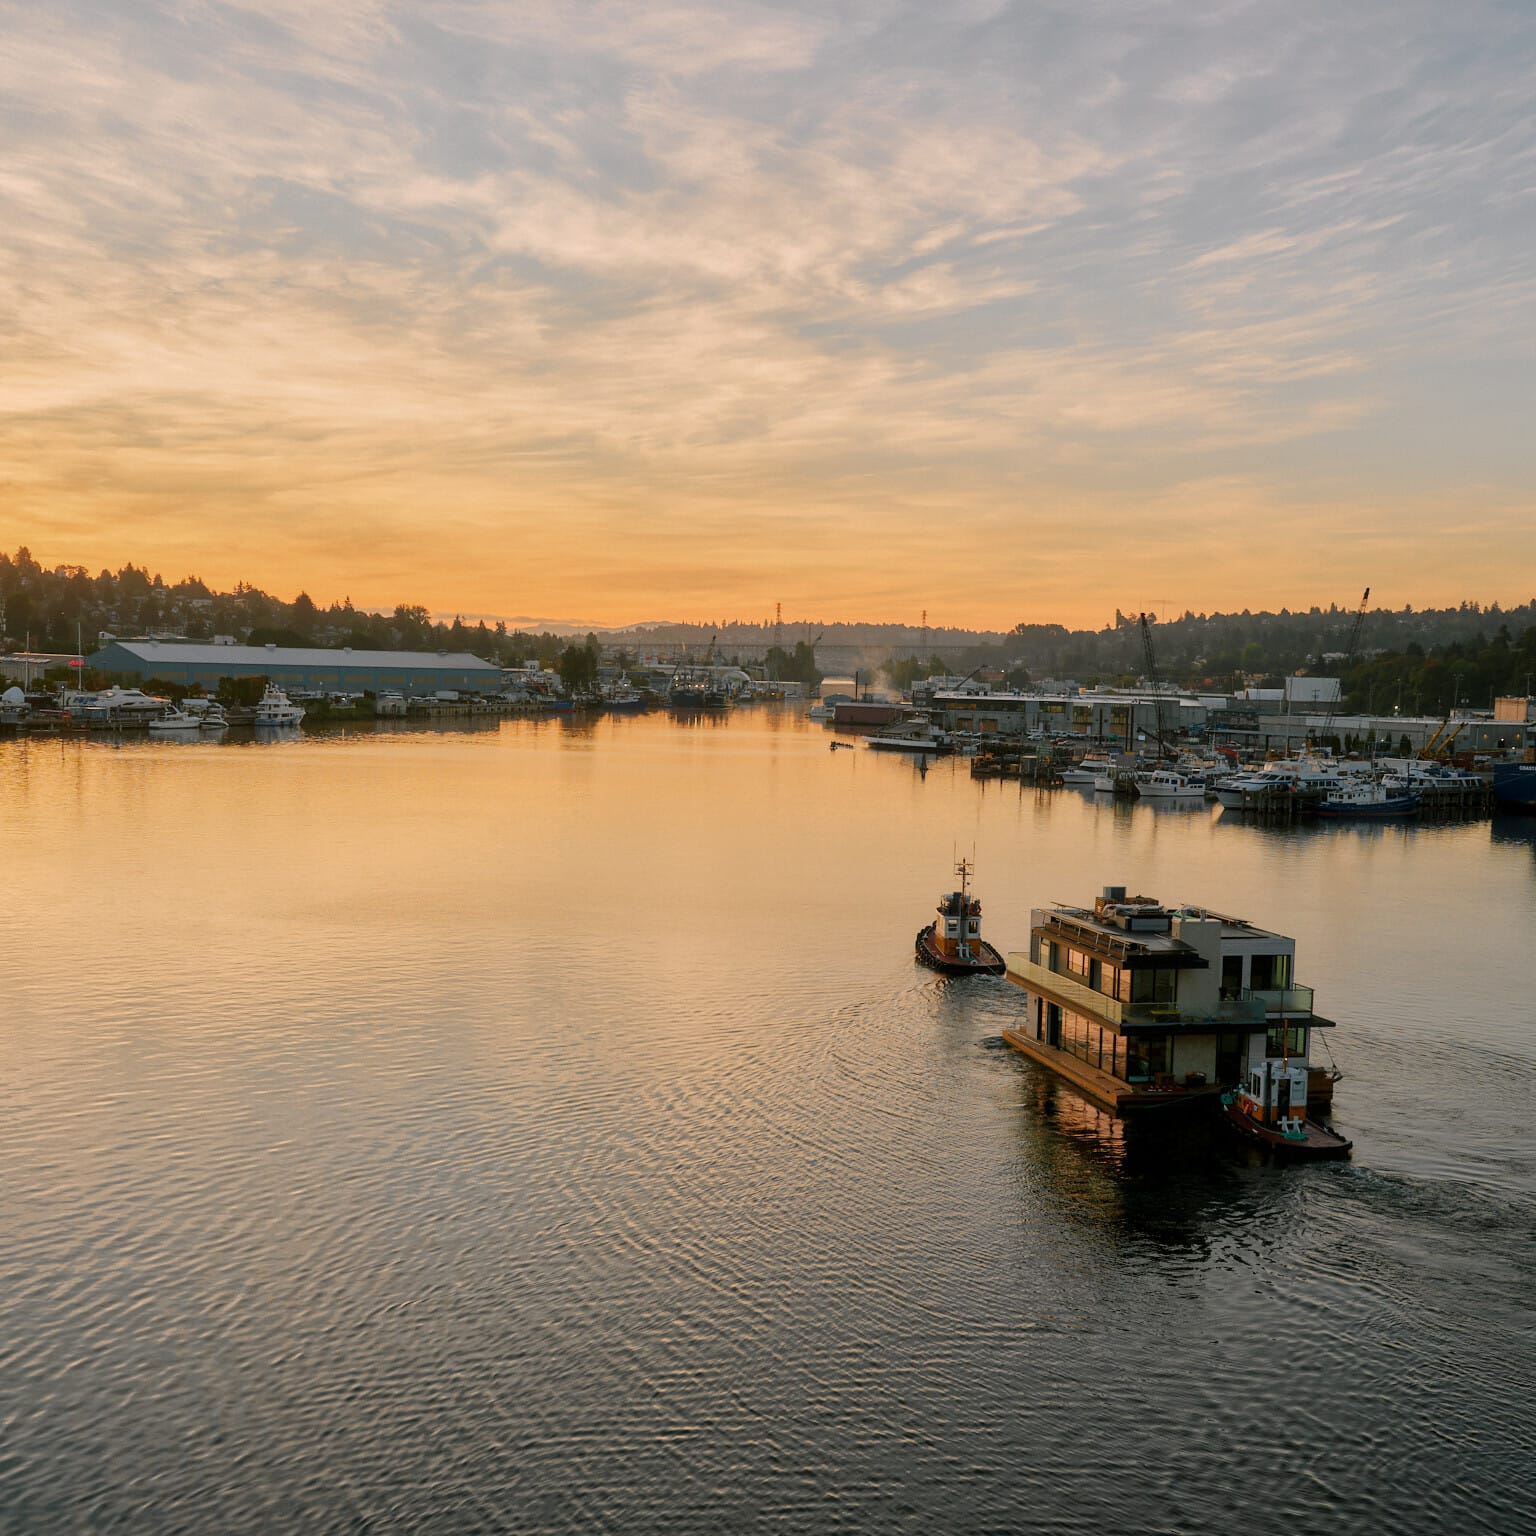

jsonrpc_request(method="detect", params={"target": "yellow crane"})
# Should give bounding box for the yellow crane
[1421,715,1468,761]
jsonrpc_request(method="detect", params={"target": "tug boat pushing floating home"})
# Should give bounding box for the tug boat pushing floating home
[1002,887,1349,1157]
[915,860,1006,976]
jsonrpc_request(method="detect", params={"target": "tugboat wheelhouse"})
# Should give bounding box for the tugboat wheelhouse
[1002,886,1335,1114]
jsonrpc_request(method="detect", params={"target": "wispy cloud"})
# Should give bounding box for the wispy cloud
[1,0,1532,624]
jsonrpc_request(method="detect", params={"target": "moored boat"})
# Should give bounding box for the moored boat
[1314,780,1420,818]
[915,860,1005,976]
[1060,754,1117,786]
[868,720,953,754]
[252,684,305,726]
[1493,761,1536,813]
[148,707,202,732]
[1132,768,1204,799]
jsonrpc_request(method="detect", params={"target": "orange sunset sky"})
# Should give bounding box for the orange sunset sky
[4,1,1534,631]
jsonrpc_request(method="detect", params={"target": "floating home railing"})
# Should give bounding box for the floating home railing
[1004,959,1277,1027]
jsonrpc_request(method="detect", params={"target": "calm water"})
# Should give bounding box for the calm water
[2,709,1533,1535]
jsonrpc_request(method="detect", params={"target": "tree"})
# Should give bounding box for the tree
[558,639,600,695]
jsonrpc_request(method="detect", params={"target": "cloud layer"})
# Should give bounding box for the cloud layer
[2,0,1533,624]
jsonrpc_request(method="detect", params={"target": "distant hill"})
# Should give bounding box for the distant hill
[3,546,1532,711]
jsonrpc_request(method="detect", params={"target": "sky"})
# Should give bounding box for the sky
[2,0,1534,630]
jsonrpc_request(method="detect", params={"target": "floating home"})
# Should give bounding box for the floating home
[1003,887,1333,1115]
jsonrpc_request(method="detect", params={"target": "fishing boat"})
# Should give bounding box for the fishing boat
[1492,761,1536,813]
[1314,780,1420,818]
[604,684,646,712]
[915,860,1005,976]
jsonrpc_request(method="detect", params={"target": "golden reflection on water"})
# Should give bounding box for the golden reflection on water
[2,709,1534,1535]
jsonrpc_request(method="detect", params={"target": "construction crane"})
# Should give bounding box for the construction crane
[1421,715,1469,762]
[1138,613,1176,759]
[1312,587,1370,751]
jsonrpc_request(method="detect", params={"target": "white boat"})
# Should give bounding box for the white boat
[1133,769,1206,799]
[148,707,202,731]
[1060,754,1117,786]
[198,707,228,730]
[867,729,953,755]
[1213,762,1346,808]
[253,684,305,726]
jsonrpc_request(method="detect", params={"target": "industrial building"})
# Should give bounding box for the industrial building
[929,689,1206,743]
[88,640,503,696]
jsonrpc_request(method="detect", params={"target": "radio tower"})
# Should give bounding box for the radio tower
[921,608,928,655]
[774,600,783,653]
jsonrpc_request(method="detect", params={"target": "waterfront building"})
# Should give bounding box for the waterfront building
[87,640,503,697]
[1002,888,1331,1115]
[928,689,1207,744]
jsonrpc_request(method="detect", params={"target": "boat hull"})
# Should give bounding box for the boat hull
[1221,1102,1352,1159]
[1314,795,1419,818]
[869,737,953,754]
[915,929,1004,976]
[1493,762,1536,813]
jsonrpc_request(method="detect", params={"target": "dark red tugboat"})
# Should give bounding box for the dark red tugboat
[915,859,1005,976]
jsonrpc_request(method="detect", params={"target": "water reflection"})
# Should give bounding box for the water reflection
[1490,813,1536,853]
[0,707,1531,1536]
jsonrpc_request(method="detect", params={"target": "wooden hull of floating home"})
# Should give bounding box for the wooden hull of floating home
[916,929,1004,976]
[999,1026,1223,1115]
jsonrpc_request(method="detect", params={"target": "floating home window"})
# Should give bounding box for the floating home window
[1265,1026,1308,1059]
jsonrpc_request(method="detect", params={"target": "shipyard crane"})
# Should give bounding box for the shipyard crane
[1421,714,1469,762]
[1311,587,1370,752]
[1137,613,1176,759]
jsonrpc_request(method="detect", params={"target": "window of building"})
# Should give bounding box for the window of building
[1250,953,1291,990]
[1265,1026,1308,1059]
[1129,967,1177,1005]
[1221,955,1243,998]
[1125,1034,1171,1082]
[1067,948,1090,978]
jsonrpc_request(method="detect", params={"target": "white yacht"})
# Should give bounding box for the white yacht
[1060,754,1117,786]
[253,684,306,726]
[1133,769,1206,799]
[1213,762,1346,808]
[148,707,201,732]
